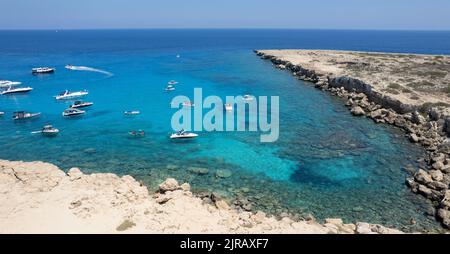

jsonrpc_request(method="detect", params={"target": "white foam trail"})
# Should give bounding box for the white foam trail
[66,65,113,76]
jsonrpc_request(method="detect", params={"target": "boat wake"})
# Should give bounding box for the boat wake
[65,65,113,77]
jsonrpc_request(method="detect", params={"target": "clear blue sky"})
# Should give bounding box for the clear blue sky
[0,0,449,30]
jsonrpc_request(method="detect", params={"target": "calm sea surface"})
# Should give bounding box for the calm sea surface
[1,29,450,231]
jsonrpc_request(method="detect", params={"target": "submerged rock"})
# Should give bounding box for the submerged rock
[216,169,232,178]
[187,167,209,175]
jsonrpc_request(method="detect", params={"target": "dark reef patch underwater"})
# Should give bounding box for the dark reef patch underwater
[1,29,450,232]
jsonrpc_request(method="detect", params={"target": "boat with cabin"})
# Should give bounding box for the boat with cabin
[62,108,85,117]
[55,90,88,100]
[1,86,33,95]
[32,67,55,74]
[13,111,41,120]
[170,129,198,139]
[70,100,93,109]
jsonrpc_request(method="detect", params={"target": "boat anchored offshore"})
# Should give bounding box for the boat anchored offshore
[13,111,41,120]
[0,111,4,117]
[62,108,85,117]
[165,85,175,91]
[32,67,55,74]
[1,86,33,95]
[170,129,198,139]
[129,130,145,138]
[55,90,88,100]
[168,80,179,85]
[124,110,140,116]
[243,95,254,101]
[0,80,22,88]
[32,125,60,136]
[70,100,93,109]
[182,101,195,107]
[224,103,233,112]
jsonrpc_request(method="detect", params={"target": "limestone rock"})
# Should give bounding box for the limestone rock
[68,168,83,181]
[414,169,433,185]
[351,106,365,116]
[437,209,450,228]
[159,178,179,192]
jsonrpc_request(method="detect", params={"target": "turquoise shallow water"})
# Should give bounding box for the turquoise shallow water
[1,30,450,231]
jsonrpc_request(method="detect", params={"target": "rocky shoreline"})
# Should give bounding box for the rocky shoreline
[255,49,450,229]
[0,159,403,234]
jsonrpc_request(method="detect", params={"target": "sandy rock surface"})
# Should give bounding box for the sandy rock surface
[0,160,402,234]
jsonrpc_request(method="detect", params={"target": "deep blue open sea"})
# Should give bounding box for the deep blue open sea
[1,29,450,231]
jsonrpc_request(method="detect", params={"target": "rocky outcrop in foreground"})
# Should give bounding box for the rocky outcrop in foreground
[255,50,450,228]
[0,160,402,234]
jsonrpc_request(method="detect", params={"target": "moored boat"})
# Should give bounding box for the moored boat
[129,130,145,137]
[224,103,233,112]
[0,80,22,88]
[41,125,60,136]
[62,108,85,117]
[170,129,198,139]
[32,67,55,74]
[13,111,41,120]
[55,90,88,100]
[168,80,179,85]
[0,111,4,117]
[70,100,93,109]
[165,85,175,91]
[124,110,140,115]
[182,101,195,107]
[243,95,254,101]
[1,86,33,95]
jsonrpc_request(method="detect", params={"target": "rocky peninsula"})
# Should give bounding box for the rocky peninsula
[255,49,450,229]
[0,159,402,234]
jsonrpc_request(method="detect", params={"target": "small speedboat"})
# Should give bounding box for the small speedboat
[165,85,175,91]
[124,110,140,116]
[34,125,59,136]
[168,80,179,85]
[1,86,33,95]
[32,67,55,74]
[70,100,93,109]
[55,90,88,100]
[13,111,41,120]
[182,101,195,107]
[243,95,254,101]
[0,80,22,88]
[0,111,4,117]
[170,129,198,139]
[129,130,145,138]
[62,108,85,117]
[224,103,233,112]
[65,65,76,70]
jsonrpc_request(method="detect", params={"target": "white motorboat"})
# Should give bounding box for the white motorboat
[224,103,233,112]
[0,111,4,117]
[55,90,88,100]
[243,95,254,101]
[1,86,33,95]
[168,80,179,85]
[124,110,140,115]
[37,125,59,136]
[62,108,85,117]
[170,129,198,139]
[0,80,22,88]
[32,67,55,74]
[65,65,76,70]
[182,101,195,107]
[165,85,175,91]
[13,111,41,120]
[70,100,93,109]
